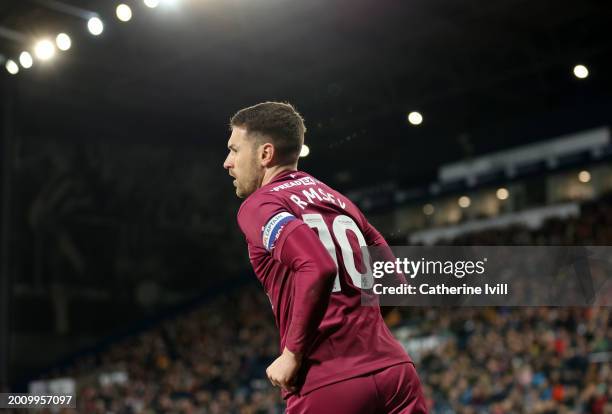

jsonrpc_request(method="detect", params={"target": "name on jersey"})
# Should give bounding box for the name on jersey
[269,176,316,192]
[290,187,347,210]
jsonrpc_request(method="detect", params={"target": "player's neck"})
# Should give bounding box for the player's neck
[261,165,297,187]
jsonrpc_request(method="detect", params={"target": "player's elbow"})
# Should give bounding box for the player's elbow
[305,259,336,297]
[318,255,337,282]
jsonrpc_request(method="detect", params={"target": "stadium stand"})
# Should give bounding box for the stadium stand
[23,193,611,414]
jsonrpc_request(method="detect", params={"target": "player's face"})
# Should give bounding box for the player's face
[223,127,263,198]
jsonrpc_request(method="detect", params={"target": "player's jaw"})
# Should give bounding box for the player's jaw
[230,160,262,199]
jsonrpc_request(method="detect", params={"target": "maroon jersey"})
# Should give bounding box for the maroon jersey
[237,170,411,397]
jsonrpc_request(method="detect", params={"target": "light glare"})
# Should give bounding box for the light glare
[300,144,310,157]
[408,111,423,125]
[56,33,72,51]
[496,187,509,200]
[116,4,133,22]
[578,170,591,183]
[19,51,33,69]
[423,204,434,215]
[34,39,55,61]
[458,196,471,208]
[5,59,19,75]
[144,0,160,7]
[88,17,104,35]
[573,64,588,79]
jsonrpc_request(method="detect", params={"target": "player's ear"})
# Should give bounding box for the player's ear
[259,142,275,167]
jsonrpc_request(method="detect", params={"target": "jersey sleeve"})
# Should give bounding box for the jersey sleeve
[237,192,302,259]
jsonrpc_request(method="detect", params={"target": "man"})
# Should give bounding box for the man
[223,102,427,413]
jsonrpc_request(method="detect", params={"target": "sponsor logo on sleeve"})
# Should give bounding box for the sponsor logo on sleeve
[262,212,296,251]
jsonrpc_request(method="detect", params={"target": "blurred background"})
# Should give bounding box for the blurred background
[0,0,611,412]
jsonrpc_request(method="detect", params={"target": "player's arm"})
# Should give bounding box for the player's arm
[238,198,337,346]
[237,197,336,391]
[279,223,337,353]
[266,222,337,391]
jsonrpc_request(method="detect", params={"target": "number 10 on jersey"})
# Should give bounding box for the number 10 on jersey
[302,213,373,292]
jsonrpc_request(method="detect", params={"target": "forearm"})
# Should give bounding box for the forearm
[285,259,336,354]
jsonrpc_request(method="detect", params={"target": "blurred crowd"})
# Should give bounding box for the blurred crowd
[41,289,285,414]
[411,307,610,414]
[29,195,611,414]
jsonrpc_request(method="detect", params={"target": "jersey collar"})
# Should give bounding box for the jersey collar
[266,169,302,186]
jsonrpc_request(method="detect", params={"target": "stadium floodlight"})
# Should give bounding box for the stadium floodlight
[300,144,310,158]
[423,203,434,215]
[56,33,72,51]
[34,39,55,61]
[144,0,160,8]
[496,187,509,200]
[578,170,591,183]
[573,64,589,79]
[19,51,33,69]
[87,17,104,35]
[407,111,423,125]
[458,196,471,208]
[116,4,133,22]
[5,59,19,75]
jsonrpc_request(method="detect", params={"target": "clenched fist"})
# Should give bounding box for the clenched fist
[266,347,302,392]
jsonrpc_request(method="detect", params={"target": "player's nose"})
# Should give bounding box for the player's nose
[223,154,232,170]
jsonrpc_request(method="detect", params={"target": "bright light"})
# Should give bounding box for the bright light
[578,170,591,183]
[300,144,310,157]
[144,0,160,7]
[496,187,509,200]
[458,196,471,208]
[423,203,434,215]
[116,4,133,22]
[56,33,71,51]
[88,17,104,35]
[34,39,55,61]
[5,59,19,75]
[408,111,423,126]
[19,51,33,69]
[573,64,589,79]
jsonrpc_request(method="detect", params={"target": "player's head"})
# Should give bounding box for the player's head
[224,102,306,198]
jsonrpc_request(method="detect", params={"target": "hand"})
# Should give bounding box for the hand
[266,347,302,392]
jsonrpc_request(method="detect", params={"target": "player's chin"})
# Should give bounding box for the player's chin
[235,187,247,199]
[235,186,255,199]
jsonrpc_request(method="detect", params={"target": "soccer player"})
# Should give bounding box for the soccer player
[223,102,427,413]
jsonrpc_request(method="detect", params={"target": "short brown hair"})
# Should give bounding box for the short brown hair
[230,102,306,165]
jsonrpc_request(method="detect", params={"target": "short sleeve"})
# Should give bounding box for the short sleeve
[237,193,301,255]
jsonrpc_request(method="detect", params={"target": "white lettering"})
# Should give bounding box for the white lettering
[290,195,308,210]
[317,188,335,204]
[302,188,323,204]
